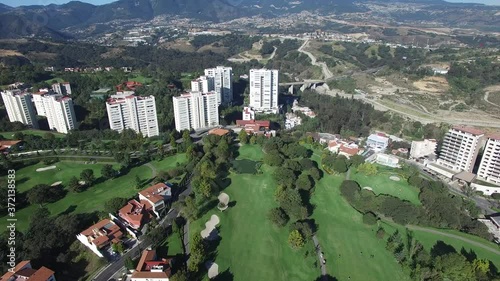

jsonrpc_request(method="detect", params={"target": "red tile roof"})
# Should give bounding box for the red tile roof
[236,120,270,128]
[28,267,56,281]
[119,200,147,229]
[339,145,360,156]
[132,250,172,279]
[208,128,230,136]
[0,261,55,281]
[139,183,169,204]
[80,219,123,248]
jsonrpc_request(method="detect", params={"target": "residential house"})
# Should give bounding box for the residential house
[236,120,275,137]
[1,261,56,281]
[0,140,22,153]
[131,249,173,281]
[208,128,230,137]
[375,153,400,168]
[138,183,172,218]
[118,200,150,230]
[366,133,390,151]
[76,219,124,258]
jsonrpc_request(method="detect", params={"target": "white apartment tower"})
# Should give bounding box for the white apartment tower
[43,95,77,134]
[191,76,214,93]
[173,91,219,132]
[249,69,279,113]
[1,90,39,129]
[204,66,232,105]
[52,82,72,95]
[478,136,500,184]
[436,126,484,173]
[106,94,159,137]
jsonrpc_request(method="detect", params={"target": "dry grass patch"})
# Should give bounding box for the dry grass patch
[413,76,449,94]
[0,49,24,57]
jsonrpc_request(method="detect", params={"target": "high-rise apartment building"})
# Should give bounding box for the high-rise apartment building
[191,76,214,93]
[436,126,484,173]
[106,93,159,137]
[249,69,279,113]
[204,66,232,105]
[173,91,219,132]
[478,136,500,184]
[32,89,52,116]
[1,90,38,129]
[52,82,72,95]
[42,95,77,134]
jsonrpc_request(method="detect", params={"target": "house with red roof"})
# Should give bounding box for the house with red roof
[1,260,56,281]
[138,183,172,218]
[131,249,173,281]
[76,219,124,258]
[118,200,151,230]
[0,140,22,153]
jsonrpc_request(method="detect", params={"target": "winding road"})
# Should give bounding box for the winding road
[406,225,500,255]
[484,88,500,108]
[298,39,333,80]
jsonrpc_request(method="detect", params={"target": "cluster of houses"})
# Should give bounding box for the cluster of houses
[285,100,317,130]
[45,66,133,73]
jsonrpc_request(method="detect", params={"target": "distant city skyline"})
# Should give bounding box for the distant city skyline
[0,0,499,7]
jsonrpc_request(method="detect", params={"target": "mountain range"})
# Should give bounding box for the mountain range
[0,0,497,39]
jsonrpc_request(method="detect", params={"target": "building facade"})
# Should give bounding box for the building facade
[42,95,77,134]
[436,126,484,173]
[106,94,159,137]
[52,82,72,95]
[76,219,123,258]
[191,76,214,93]
[410,139,437,159]
[205,66,233,105]
[242,107,255,121]
[366,133,390,151]
[173,91,219,132]
[478,136,500,184]
[249,69,279,113]
[1,90,38,129]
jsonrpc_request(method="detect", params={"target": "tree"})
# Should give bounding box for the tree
[362,212,378,225]
[80,169,95,185]
[357,162,378,176]
[278,188,308,220]
[333,156,348,173]
[170,270,189,281]
[273,167,297,188]
[290,220,314,239]
[238,129,248,144]
[249,135,257,145]
[194,178,215,199]
[135,175,142,189]
[27,184,64,206]
[188,234,206,272]
[434,253,475,281]
[284,159,302,172]
[268,207,289,227]
[264,151,283,166]
[349,154,365,167]
[68,176,83,193]
[299,158,315,170]
[124,257,135,270]
[101,164,116,179]
[309,167,322,181]
[104,197,128,213]
[288,230,305,249]
[112,242,124,254]
[296,174,313,191]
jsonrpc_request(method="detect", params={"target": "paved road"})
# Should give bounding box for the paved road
[298,39,334,80]
[312,235,328,279]
[407,225,500,255]
[93,177,193,281]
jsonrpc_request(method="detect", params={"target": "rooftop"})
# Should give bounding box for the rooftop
[80,219,123,248]
[118,200,148,229]
[236,120,270,128]
[453,171,477,183]
[139,183,171,204]
[0,261,55,281]
[132,249,172,279]
[208,128,230,136]
[452,126,484,136]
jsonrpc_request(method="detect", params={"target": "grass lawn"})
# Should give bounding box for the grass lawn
[149,153,187,171]
[0,162,153,231]
[43,77,65,84]
[190,145,320,281]
[381,221,500,268]
[350,167,421,205]
[128,74,153,84]
[0,129,65,139]
[311,174,410,281]
[158,232,184,258]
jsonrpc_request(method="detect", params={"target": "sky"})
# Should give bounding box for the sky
[0,0,498,7]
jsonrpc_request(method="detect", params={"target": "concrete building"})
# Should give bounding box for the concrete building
[106,93,159,137]
[205,66,233,105]
[410,139,437,159]
[366,133,390,151]
[42,95,77,134]
[478,135,500,185]
[242,106,255,121]
[172,91,219,132]
[1,90,38,129]
[191,76,214,93]
[1,261,56,281]
[376,153,400,168]
[52,82,72,95]
[436,126,484,173]
[249,69,279,113]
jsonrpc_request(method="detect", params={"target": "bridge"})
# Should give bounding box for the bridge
[279,80,328,94]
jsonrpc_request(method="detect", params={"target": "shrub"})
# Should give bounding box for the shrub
[362,212,378,225]
[376,227,386,239]
[492,193,500,200]
[288,230,305,249]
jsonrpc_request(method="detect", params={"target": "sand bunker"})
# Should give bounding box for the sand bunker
[36,166,56,172]
[51,181,62,186]
[205,261,219,279]
[363,186,373,191]
[201,215,220,240]
[390,176,401,182]
[217,193,230,211]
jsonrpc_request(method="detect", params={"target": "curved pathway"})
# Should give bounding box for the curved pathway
[406,225,500,255]
[298,39,333,80]
[484,90,500,108]
[144,162,158,178]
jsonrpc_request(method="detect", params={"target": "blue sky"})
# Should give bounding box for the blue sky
[0,0,498,7]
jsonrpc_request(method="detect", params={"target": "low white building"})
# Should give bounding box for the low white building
[410,139,437,159]
[366,133,390,151]
[285,113,302,129]
[376,153,400,168]
[242,107,255,121]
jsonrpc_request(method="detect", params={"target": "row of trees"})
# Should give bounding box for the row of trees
[384,229,498,281]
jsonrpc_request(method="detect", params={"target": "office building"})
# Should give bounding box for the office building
[173,91,219,132]
[106,93,159,137]
[1,90,38,129]
[410,139,437,159]
[42,95,77,134]
[478,135,500,184]
[52,82,72,95]
[249,69,279,113]
[436,126,484,173]
[191,76,214,93]
[205,66,233,105]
